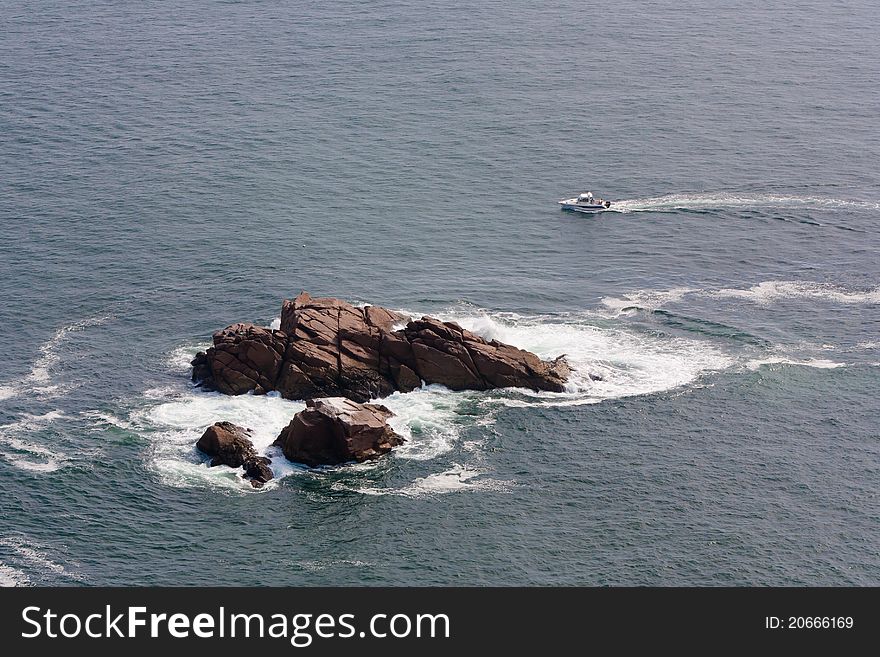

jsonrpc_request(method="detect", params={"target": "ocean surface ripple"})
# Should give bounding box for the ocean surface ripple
[1,0,878,586]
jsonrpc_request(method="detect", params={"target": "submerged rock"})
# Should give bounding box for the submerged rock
[193,292,570,402]
[273,397,404,467]
[195,421,274,488]
[243,457,274,489]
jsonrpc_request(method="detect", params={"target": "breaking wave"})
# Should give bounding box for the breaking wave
[435,310,734,406]
[126,390,306,491]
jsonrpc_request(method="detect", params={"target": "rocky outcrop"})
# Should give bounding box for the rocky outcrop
[242,457,274,487]
[274,293,406,402]
[273,397,404,467]
[195,421,274,488]
[403,317,570,392]
[193,292,570,402]
[191,324,287,395]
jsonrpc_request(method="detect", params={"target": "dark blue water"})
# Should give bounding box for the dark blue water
[1,0,878,586]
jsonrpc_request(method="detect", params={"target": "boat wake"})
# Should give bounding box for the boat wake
[608,193,880,214]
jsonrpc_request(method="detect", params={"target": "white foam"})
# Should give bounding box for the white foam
[857,341,880,350]
[0,435,64,473]
[610,193,880,214]
[299,559,373,572]
[29,316,111,388]
[595,281,880,311]
[2,457,64,473]
[0,536,81,582]
[338,464,512,498]
[0,315,112,400]
[600,287,696,314]
[81,410,136,431]
[136,390,306,490]
[441,311,734,404]
[381,386,472,461]
[0,563,30,587]
[714,281,880,305]
[0,411,69,473]
[137,381,482,489]
[167,344,208,372]
[745,357,848,371]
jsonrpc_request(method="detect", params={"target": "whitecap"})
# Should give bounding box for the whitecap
[591,280,880,312]
[299,559,373,572]
[28,316,111,388]
[137,382,482,489]
[382,386,472,461]
[136,390,306,490]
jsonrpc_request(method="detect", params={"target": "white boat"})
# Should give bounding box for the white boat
[558,192,612,212]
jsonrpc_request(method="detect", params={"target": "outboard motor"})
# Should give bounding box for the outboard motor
[604,200,611,208]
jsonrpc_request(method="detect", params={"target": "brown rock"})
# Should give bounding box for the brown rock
[190,351,215,389]
[194,324,287,395]
[364,305,406,331]
[196,421,274,487]
[404,317,569,393]
[194,293,570,402]
[196,421,258,467]
[390,362,422,392]
[273,397,404,467]
[243,456,274,488]
[411,339,485,390]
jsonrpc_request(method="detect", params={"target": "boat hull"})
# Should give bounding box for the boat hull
[559,202,609,213]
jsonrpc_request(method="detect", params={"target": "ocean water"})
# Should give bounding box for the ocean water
[1,0,878,586]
